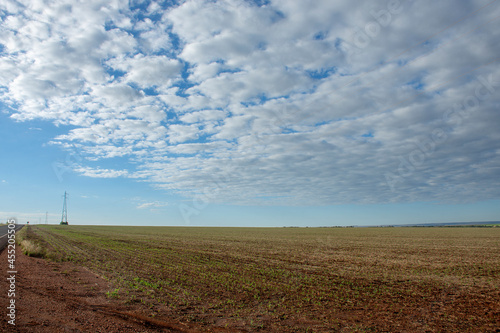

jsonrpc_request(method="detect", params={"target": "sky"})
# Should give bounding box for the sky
[1,0,499,227]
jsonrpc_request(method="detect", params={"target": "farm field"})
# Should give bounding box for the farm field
[26,225,500,332]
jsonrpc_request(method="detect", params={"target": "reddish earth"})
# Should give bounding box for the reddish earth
[1,240,500,332]
[0,247,205,332]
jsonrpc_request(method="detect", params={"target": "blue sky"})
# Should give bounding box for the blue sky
[1,0,499,226]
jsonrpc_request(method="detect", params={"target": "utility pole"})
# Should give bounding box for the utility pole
[60,191,69,225]
[45,211,48,224]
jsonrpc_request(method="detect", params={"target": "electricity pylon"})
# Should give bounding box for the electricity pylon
[60,191,69,225]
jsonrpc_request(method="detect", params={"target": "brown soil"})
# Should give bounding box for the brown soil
[0,247,201,333]
[2,238,500,332]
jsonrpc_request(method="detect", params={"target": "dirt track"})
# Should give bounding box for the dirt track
[0,246,199,332]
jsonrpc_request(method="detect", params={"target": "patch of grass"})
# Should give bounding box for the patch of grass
[20,239,45,257]
[15,226,28,243]
[17,226,46,257]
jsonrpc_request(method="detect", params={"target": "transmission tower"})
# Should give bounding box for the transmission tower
[60,191,69,225]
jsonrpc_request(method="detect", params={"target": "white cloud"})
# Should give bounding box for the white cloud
[179,110,227,123]
[108,54,183,88]
[1,0,499,206]
[168,124,200,144]
[75,166,129,178]
[92,83,144,107]
[138,28,172,53]
[136,201,169,210]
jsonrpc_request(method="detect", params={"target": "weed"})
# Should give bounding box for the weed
[106,288,120,299]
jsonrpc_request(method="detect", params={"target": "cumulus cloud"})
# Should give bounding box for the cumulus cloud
[75,166,129,178]
[136,201,169,210]
[179,110,227,123]
[168,124,200,144]
[1,0,499,206]
[108,54,183,88]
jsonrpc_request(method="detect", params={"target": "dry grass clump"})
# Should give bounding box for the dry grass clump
[20,239,45,257]
[15,225,27,243]
[17,226,47,258]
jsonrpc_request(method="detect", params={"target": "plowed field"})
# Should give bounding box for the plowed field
[20,226,500,332]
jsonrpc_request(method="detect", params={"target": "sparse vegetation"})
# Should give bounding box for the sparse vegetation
[17,226,46,257]
[29,225,500,332]
[106,288,121,299]
[20,240,45,257]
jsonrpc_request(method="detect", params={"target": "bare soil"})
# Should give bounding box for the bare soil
[0,247,201,332]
